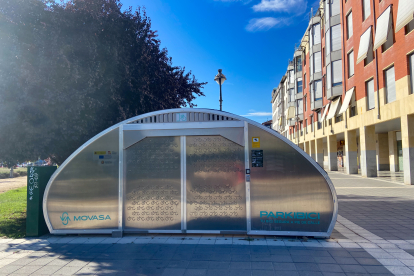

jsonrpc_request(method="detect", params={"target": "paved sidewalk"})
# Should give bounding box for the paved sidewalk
[1,172,414,275]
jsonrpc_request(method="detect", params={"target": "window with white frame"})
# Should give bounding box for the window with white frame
[366,78,375,110]
[297,99,303,114]
[346,11,353,39]
[314,51,322,74]
[362,0,371,21]
[331,25,341,52]
[348,50,354,78]
[332,60,342,87]
[314,80,323,101]
[384,66,396,104]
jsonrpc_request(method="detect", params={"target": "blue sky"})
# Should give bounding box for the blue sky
[122,0,318,123]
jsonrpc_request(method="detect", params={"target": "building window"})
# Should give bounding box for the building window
[313,23,321,45]
[366,78,375,110]
[290,88,295,102]
[350,106,356,117]
[322,48,325,67]
[304,96,307,111]
[317,112,322,130]
[305,119,308,134]
[304,73,307,88]
[330,0,340,17]
[314,51,322,74]
[346,11,353,39]
[332,60,343,86]
[297,79,303,93]
[311,116,314,132]
[326,29,331,58]
[406,19,414,35]
[348,50,354,78]
[297,99,303,114]
[314,80,323,101]
[410,53,414,94]
[327,64,332,89]
[289,70,294,84]
[362,0,371,21]
[384,66,396,103]
[296,56,302,72]
[331,24,341,52]
[310,53,314,77]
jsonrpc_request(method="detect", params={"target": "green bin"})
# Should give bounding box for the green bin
[26,166,57,237]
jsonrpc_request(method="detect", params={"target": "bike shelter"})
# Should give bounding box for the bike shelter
[43,108,337,237]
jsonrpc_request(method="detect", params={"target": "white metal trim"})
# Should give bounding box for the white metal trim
[244,121,251,232]
[118,125,124,232]
[123,121,243,131]
[181,136,187,231]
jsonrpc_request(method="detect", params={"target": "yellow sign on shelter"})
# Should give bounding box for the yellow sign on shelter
[252,137,260,148]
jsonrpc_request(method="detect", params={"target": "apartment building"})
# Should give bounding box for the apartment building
[271,0,414,184]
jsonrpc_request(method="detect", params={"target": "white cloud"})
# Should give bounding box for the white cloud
[252,0,307,14]
[242,112,272,117]
[245,17,289,32]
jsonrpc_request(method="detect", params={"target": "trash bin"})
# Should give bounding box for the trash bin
[26,166,57,237]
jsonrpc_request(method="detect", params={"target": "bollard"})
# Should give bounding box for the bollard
[26,166,57,237]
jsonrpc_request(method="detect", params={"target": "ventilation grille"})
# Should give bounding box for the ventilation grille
[128,112,238,124]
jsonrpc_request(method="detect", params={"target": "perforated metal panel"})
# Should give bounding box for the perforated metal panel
[186,136,246,231]
[124,137,181,230]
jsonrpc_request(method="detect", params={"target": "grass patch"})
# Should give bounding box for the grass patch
[0,187,27,238]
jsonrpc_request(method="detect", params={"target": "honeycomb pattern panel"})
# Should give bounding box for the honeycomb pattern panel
[124,136,181,230]
[186,136,246,231]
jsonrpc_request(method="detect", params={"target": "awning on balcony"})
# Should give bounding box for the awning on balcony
[319,103,330,122]
[356,27,372,64]
[373,6,392,51]
[279,117,282,126]
[287,106,296,119]
[395,0,414,33]
[338,87,355,115]
[326,98,341,120]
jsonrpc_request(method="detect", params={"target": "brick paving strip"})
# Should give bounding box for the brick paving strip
[0,172,413,275]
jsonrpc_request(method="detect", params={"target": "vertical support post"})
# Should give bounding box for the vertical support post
[401,114,414,185]
[344,130,358,174]
[181,136,187,231]
[360,125,377,177]
[327,134,338,171]
[244,121,251,232]
[388,131,399,172]
[315,138,324,168]
[117,125,124,236]
[310,139,316,160]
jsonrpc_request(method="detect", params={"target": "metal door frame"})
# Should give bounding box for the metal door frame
[119,121,250,234]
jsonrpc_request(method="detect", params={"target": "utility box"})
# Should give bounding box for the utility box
[26,166,57,237]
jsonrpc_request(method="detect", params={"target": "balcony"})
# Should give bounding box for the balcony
[326,85,343,100]
[311,100,323,111]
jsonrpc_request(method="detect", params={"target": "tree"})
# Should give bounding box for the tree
[0,0,206,165]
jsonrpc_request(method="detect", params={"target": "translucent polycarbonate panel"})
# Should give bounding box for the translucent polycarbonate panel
[186,135,246,231]
[248,125,334,232]
[46,129,119,230]
[124,136,181,230]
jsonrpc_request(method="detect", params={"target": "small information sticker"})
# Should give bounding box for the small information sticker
[176,113,188,122]
[252,137,260,148]
[251,150,263,167]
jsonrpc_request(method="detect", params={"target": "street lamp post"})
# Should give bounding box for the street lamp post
[214,69,227,111]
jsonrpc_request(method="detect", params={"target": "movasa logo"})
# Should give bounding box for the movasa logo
[60,212,111,225]
[60,212,71,225]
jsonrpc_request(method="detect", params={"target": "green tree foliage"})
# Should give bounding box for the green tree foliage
[0,0,206,165]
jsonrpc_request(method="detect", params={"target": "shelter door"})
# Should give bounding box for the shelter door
[186,136,247,231]
[124,136,182,230]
